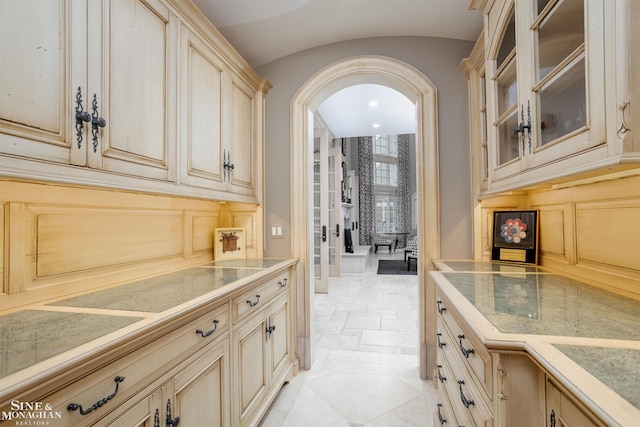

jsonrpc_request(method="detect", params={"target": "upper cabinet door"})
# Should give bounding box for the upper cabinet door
[523,0,605,167]
[88,0,177,181]
[179,25,226,190]
[228,75,257,196]
[0,0,85,165]
[484,0,626,191]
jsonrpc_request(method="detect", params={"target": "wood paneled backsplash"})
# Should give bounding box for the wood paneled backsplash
[475,171,640,297]
[0,180,262,309]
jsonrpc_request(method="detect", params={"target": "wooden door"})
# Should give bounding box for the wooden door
[0,0,84,165]
[171,339,231,427]
[89,0,177,181]
[179,25,226,190]
[103,389,162,427]
[234,311,268,426]
[227,75,256,196]
[268,294,291,383]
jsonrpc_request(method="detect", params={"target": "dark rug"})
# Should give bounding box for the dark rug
[376,259,417,275]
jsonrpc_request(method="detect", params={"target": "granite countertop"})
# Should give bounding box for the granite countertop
[0,259,292,381]
[431,260,640,424]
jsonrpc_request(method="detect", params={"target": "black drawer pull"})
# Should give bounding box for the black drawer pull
[166,399,180,426]
[278,278,288,288]
[437,403,447,424]
[67,376,125,415]
[458,334,475,358]
[437,365,447,383]
[458,380,475,408]
[195,319,219,338]
[437,332,447,349]
[246,294,261,307]
[437,300,446,314]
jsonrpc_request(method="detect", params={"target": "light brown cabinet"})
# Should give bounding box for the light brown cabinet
[179,24,264,198]
[232,274,293,426]
[0,262,297,427]
[0,0,269,203]
[465,0,638,194]
[0,0,177,182]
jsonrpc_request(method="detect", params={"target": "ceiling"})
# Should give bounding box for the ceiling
[191,0,483,138]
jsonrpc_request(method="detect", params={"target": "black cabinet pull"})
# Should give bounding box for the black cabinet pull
[437,365,447,383]
[195,319,219,338]
[246,294,261,307]
[458,334,475,358]
[223,150,235,182]
[437,403,447,424]
[67,376,125,415]
[154,408,161,427]
[336,224,340,237]
[437,300,446,314]
[322,225,327,242]
[437,332,447,349]
[75,87,91,149]
[91,94,106,153]
[550,409,556,427]
[458,380,475,408]
[278,278,288,288]
[166,399,179,426]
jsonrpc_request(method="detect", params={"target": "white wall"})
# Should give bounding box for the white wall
[257,36,474,259]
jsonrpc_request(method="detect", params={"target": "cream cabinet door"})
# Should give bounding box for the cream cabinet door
[104,389,163,427]
[179,25,226,190]
[88,0,177,181]
[234,310,268,426]
[268,293,292,382]
[0,0,84,165]
[227,75,257,196]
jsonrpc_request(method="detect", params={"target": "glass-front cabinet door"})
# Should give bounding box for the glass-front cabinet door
[487,0,606,186]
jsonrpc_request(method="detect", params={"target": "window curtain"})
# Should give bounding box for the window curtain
[358,134,412,246]
[396,134,411,235]
[357,136,374,246]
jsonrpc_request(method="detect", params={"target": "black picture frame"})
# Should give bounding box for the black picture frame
[491,210,539,264]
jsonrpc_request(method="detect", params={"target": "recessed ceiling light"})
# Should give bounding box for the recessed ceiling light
[369,101,378,107]
[372,123,380,128]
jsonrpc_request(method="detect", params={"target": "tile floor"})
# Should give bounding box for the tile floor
[259,251,438,427]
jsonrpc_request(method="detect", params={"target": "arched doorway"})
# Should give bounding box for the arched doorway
[290,55,440,379]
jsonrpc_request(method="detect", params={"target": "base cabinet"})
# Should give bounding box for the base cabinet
[104,338,229,427]
[0,262,297,427]
[545,377,601,427]
[233,287,293,427]
[435,283,607,427]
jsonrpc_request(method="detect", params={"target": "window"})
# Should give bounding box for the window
[375,162,397,186]
[373,135,398,156]
[375,195,397,232]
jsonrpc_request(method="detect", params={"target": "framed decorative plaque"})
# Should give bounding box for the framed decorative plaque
[214,227,246,261]
[491,210,539,264]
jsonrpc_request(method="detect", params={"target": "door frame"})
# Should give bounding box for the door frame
[290,55,440,379]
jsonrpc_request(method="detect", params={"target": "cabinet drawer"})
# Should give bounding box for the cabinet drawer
[435,393,459,427]
[437,294,492,397]
[21,303,229,426]
[232,272,290,324]
[438,348,492,427]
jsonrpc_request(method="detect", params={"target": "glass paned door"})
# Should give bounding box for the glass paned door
[313,128,342,294]
[533,0,586,147]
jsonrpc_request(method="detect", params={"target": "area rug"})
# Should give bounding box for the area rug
[376,259,417,275]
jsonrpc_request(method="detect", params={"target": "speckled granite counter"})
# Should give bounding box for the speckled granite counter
[0,258,292,380]
[431,260,640,425]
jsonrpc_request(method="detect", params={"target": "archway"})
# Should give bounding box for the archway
[290,55,440,379]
